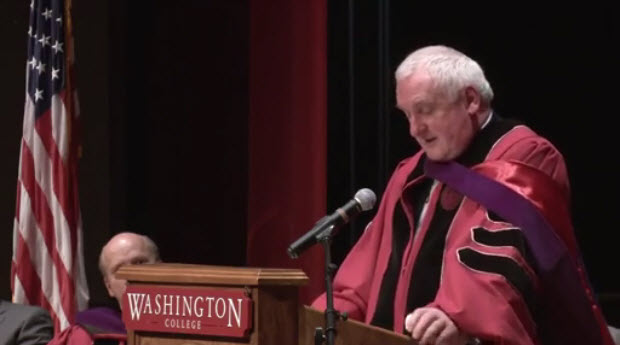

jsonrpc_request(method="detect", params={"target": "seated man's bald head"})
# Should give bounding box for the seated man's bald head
[99,232,160,308]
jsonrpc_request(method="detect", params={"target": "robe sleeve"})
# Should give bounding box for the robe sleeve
[312,157,417,322]
[311,219,383,321]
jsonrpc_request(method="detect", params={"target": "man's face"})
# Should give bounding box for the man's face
[102,237,158,308]
[396,69,478,161]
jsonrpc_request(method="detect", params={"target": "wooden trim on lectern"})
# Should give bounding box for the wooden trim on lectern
[116,263,309,286]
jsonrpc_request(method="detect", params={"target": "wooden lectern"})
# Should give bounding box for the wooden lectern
[117,263,413,345]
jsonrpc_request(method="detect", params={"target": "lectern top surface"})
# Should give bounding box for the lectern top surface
[116,263,309,286]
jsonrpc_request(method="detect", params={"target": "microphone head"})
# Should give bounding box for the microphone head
[354,188,376,211]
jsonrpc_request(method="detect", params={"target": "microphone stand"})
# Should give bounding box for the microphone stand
[314,225,346,345]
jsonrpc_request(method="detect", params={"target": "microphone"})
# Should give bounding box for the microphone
[287,188,376,259]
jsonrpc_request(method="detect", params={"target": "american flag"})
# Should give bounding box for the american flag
[11,0,89,332]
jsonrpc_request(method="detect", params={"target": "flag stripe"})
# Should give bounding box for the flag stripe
[13,228,64,330]
[51,91,70,160]
[74,216,88,311]
[19,132,76,326]
[15,180,22,223]
[13,230,40,305]
[34,120,77,282]
[47,93,81,273]
[15,188,70,330]
[25,102,73,271]
[39,93,87,312]
[35,93,79,234]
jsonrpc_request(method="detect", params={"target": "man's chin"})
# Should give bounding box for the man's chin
[424,151,450,162]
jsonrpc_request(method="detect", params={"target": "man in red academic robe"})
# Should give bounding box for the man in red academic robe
[313,45,613,345]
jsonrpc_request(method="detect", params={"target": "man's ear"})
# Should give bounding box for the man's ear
[103,276,114,297]
[464,86,482,114]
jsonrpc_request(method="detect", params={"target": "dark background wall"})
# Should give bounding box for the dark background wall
[1,0,617,324]
[113,1,249,267]
[105,0,250,307]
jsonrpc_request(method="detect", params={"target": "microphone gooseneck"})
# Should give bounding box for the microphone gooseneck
[287,188,376,259]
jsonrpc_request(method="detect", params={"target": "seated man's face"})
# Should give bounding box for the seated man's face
[102,237,158,308]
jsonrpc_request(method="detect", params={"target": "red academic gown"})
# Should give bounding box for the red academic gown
[313,124,612,344]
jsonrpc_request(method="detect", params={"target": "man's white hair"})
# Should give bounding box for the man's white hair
[395,45,494,104]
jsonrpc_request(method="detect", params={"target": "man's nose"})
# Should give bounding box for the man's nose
[409,116,427,137]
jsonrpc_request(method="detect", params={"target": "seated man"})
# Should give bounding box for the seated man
[0,299,53,345]
[49,232,160,344]
[78,232,161,334]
